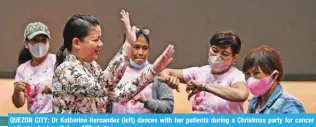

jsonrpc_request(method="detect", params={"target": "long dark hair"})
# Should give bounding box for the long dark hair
[18,46,32,65]
[56,14,100,67]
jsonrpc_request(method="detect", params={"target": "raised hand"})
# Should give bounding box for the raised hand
[152,44,175,73]
[120,10,137,46]
[120,10,137,57]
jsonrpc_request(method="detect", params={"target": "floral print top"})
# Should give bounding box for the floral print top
[52,48,156,113]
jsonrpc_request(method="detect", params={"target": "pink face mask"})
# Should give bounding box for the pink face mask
[246,70,279,96]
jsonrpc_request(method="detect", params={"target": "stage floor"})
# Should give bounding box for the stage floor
[1,79,315,114]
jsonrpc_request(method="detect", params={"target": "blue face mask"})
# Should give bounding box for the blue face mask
[129,58,149,69]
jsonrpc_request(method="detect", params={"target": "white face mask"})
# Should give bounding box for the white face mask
[208,55,231,72]
[28,42,49,58]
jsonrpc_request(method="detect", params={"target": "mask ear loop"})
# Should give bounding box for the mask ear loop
[269,70,280,84]
[24,41,29,49]
[264,70,279,92]
[224,56,236,67]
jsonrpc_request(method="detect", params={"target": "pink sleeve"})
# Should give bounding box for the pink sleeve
[231,70,246,86]
[182,67,200,83]
[14,65,25,83]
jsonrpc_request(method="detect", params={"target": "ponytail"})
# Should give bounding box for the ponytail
[56,14,99,67]
[56,45,67,67]
[18,47,32,65]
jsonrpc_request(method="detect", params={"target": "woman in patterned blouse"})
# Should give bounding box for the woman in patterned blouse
[52,10,175,113]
